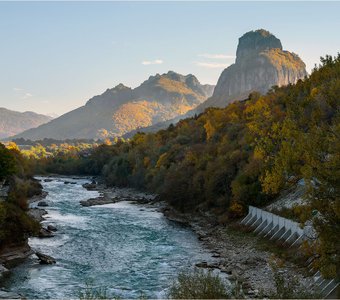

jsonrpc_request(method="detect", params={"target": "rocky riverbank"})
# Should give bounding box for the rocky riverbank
[162,206,314,297]
[0,184,50,299]
[83,181,313,297]
[81,181,158,207]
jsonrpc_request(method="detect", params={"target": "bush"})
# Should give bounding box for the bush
[168,269,231,299]
[268,259,321,299]
[0,202,40,248]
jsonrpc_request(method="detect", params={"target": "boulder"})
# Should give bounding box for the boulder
[28,208,47,222]
[37,201,48,207]
[82,183,97,190]
[0,243,33,268]
[0,290,23,299]
[47,225,57,232]
[43,178,53,182]
[195,262,208,268]
[80,197,117,207]
[39,228,54,238]
[35,252,56,264]
[0,264,10,279]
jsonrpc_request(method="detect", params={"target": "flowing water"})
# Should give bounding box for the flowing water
[3,177,215,299]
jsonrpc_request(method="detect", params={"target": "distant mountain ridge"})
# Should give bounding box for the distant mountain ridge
[12,71,214,140]
[0,108,52,139]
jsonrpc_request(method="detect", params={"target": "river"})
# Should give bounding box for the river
[2,177,215,299]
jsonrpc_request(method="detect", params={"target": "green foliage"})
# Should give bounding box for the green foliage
[0,202,40,247]
[0,143,17,180]
[168,269,231,299]
[0,142,42,249]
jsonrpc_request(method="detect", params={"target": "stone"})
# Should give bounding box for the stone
[35,252,56,264]
[39,228,54,238]
[0,264,10,279]
[195,262,208,268]
[28,208,47,222]
[37,201,48,207]
[82,183,97,190]
[47,225,57,232]
[0,243,33,268]
[0,290,23,299]
[80,197,117,207]
[43,178,53,182]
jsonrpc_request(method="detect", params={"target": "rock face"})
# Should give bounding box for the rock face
[12,72,214,140]
[0,243,33,268]
[197,29,308,110]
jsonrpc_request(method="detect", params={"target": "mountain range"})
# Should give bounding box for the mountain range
[11,72,213,140]
[0,108,52,139]
[7,29,307,141]
[125,29,308,137]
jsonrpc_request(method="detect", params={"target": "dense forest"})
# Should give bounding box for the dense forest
[3,55,339,281]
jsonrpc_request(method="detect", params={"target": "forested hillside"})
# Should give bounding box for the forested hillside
[31,55,340,279]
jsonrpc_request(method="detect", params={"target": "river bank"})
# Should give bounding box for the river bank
[85,180,314,297]
[0,181,48,299]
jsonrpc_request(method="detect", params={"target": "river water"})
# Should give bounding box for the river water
[3,177,214,299]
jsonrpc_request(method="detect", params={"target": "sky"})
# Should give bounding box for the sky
[0,1,339,116]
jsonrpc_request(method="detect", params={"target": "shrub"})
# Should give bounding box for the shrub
[168,269,230,299]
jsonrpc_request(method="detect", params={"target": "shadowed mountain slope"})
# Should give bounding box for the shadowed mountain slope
[0,108,52,139]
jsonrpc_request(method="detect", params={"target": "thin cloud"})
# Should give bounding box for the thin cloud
[142,59,163,65]
[198,54,236,59]
[13,87,23,91]
[195,62,231,69]
[22,93,33,99]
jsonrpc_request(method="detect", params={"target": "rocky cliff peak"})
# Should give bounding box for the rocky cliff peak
[113,83,130,91]
[196,29,307,111]
[236,29,283,63]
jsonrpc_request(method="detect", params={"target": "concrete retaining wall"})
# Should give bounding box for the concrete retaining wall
[240,206,338,298]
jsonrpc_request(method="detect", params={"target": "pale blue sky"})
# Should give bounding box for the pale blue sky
[0,1,339,115]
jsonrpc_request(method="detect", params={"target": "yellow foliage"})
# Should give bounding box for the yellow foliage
[156,153,168,168]
[143,156,151,168]
[204,120,215,141]
[228,201,244,218]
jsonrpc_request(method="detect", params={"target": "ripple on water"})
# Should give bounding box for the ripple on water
[4,177,215,299]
